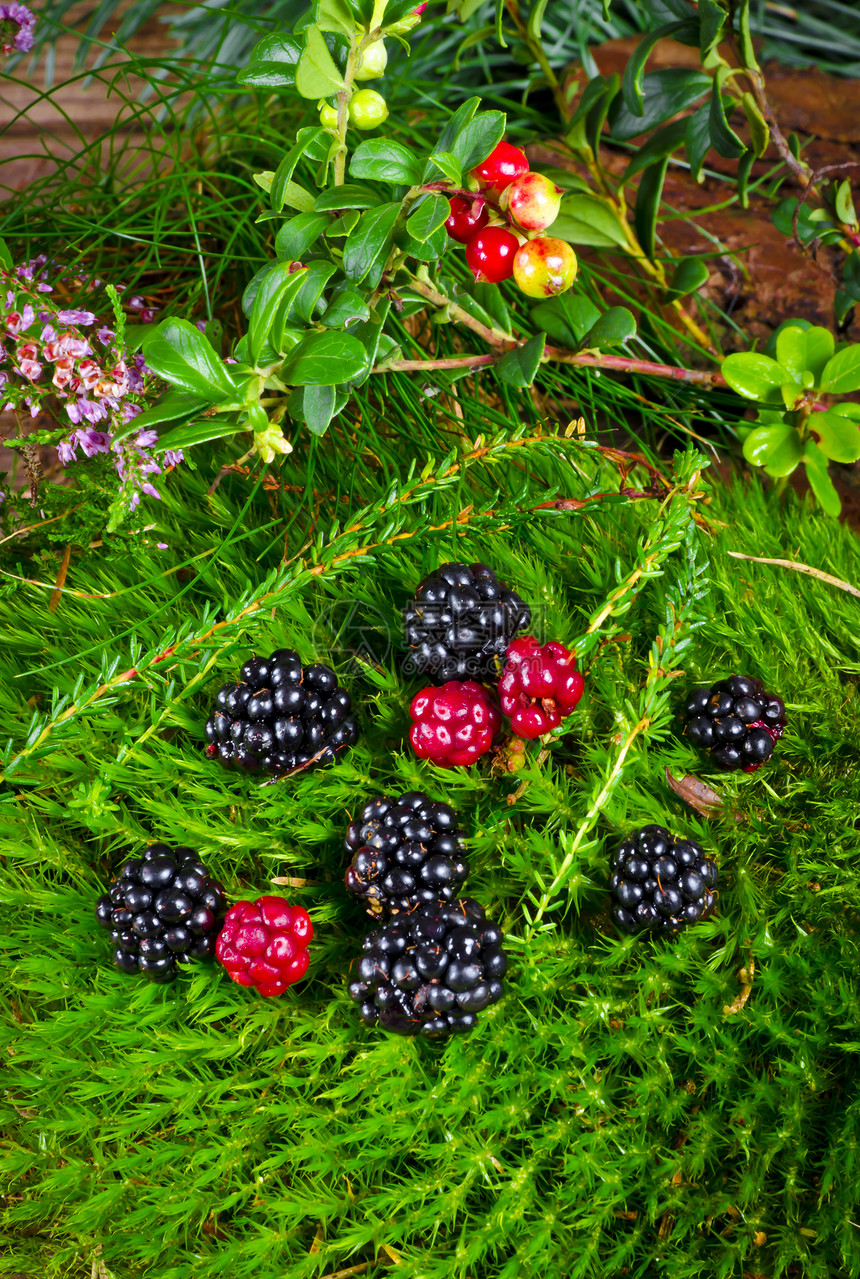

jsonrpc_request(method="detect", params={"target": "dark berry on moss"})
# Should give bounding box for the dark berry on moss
[610,826,718,935]
[404,561,531,684]
[95,844,226,981]
[683,675,785,772]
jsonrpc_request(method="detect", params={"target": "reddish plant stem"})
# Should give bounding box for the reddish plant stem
[374,348,728,387]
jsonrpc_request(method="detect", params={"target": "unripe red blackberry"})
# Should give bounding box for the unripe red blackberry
[348,897,507,1038]
[345,790,468,918]
[95,844,226,981]
[499,636,584,738]
[204,648,358,777]
[683,674,785,771]
[409,681,500,767]
[216,896,312,996]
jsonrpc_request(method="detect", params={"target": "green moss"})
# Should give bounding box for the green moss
[2,437,859,1279]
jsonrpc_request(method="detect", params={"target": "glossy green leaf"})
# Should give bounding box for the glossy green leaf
[834,179,857,228]
[780,380,805,411]
[295,25,345,99]
[283,260,338,326]
[552,194,629,249]
[350,140,422,184]
[320,289,370,329]
[449,111,506,175]
[621,21,694,117]
[237,34,302,88]
[302,383,338,434]
[406,194,450,242]
[314,184,381,211]
[742,422,803,475]
[685,101,712,183]
[622,117,687,185]
[280,330,368,385]
[709,68,745,159]
[276,212,330,260]
[270,127,327,212]
[634,157,669,261]
[316,0,354,36]
[125,389,208,434]
[698,0,726,58]
[742,92,770,158]
[610,70,710,142]
[433,97,480,158]
[668,258,710,298]
[155,417,246,452]
[737,146,755,210]
[722,352,789,403]
[810,409,860,462]
[820,345,860,394]
[803,439,842,516]
[775,325,834,384]
[0,238,12,272]
[530,295,601,349]
[398,221,448,263]
[325,210,361,238]
[141,319,238,402]
[580,307,637,350]
[249,262,309,362]
[496,333,546,388]
[342,203,401,283]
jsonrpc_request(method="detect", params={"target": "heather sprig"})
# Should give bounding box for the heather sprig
[1,263,181,527]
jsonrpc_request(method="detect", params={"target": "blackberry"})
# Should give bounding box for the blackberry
[204,648,358,776]
[683,674,785,772]
[609,825,718,935]
[404,561,531,684]
[348,897,507,1038]
[344,790,468,918]
[95,844,226,981]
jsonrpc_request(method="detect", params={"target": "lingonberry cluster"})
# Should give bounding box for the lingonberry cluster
[444,141,578,299]
[404,561,586,768]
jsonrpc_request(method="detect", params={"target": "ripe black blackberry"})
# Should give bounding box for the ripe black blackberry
[345,790,468,918]
[95,844,226,981]
[348,898,507,1038]
[683,674,785,771]
[204,649,358,776]
[404,561,531,684]
[609,825,718,935]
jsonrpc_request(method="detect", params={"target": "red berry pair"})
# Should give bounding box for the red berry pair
[443,141,577,297]
[216,895,312,996]
[409,637,585,768]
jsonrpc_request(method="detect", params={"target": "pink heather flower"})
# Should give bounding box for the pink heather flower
[195,320,207,332]
[17,342,38,362]
[52,360,74,390]
[57,437,77,464]
[77,359,101,389]
[36,283,52,293]
[127,296,145,310]
[0,2,36,55]
[0,371,7,389]
[121,402,142,423]
[4,290,14,308]
[56,308,95,326]
[156,542,168,549]
[77,428,110,457]
[162,449,184,467]
[136,428,159,449]
[138,309,158,324]
[97,326,114,345]
[40,324,57,342]
[17,357,41,381]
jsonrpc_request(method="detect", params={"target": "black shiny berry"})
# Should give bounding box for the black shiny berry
[348,898,507,1038]
[610,825,718,935]
[205,651,357,778]
[404,561,531,684]
[683,674,785,772]
[95,844,226,981]
[344,791,469,918]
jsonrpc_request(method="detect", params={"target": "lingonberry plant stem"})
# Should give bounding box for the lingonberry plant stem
[334,43,360,185]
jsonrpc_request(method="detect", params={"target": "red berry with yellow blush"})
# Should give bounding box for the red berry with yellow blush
[445,196,489,244]
[470,141,529,198]
[501,171,563,232]
[513,237,577,298]
[465,226,520,283]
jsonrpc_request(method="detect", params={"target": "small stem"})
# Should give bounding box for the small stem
[333,43,359,186]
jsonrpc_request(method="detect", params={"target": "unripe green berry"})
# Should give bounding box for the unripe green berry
[348,88,389,130]
[513,237,578,298]
[320,103,339,131]
[354,39,388,80]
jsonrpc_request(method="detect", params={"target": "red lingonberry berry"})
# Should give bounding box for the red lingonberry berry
[216,895,312,996]
[465,227,520,284]
[742,720,785,773]
[410,680,501,767]
[513,237,577,298]
[500,171,563,231]
[499,637,584,739]
[445,195,490,244]
[470,141,529,197]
